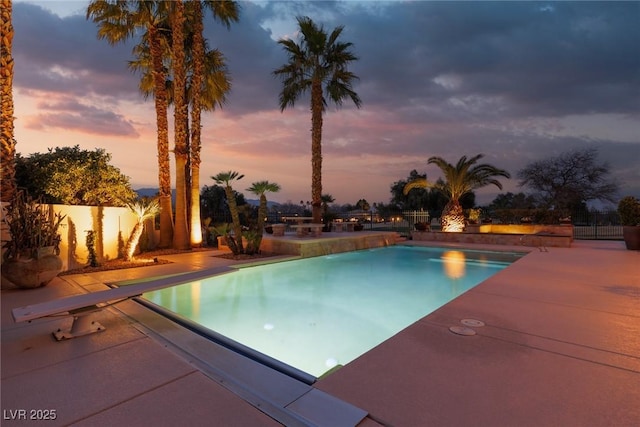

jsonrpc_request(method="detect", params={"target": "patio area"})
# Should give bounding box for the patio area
[1,237,638,426]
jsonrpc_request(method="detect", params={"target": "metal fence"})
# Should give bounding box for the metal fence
[402,210,430,230]
[206,207,623,240]
[571,209,623,240]
[399,209,623,240]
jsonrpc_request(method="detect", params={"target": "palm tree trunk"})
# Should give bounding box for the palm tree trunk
[124,221,144,261]
[249,193,267,252]
[441,200,465,232]
[171,0,190,250]
[310,80,324,223]
[189,0,204,247]
[225,186,244,254]
[148,24,173,248]
[0,0,16,202]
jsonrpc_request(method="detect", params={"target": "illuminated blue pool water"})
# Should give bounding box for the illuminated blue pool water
[142,246,522,378]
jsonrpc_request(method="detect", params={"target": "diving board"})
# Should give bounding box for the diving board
[12,266,235,341]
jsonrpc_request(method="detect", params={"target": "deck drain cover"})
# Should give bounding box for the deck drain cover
[461,319,485,328]
[449,326,476,336]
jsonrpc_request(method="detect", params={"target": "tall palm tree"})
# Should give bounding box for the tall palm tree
[1,0,16,202]
[87,0,174,248]
[130,16,233,249]
[404,154,511,232]
[171,0,190,250]
[274,16,362,224]
[186,0,238,247]
[123,197,160,261]
[246,180,281,253]
[212,171,244,254]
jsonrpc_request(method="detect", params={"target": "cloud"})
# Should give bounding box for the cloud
[13,3,142,100]
[11,0,640,204]
[25,97,139,137]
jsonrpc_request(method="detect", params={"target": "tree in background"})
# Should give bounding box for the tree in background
[391,171,457,217]
[390,170,429,211]
[200,184,247,224]
[486,192,537,210]
[517,148,618,215]
[355,199,370,211]
[405,154,510,232]
[274,16,362,224]
[1,0,16,202]
[15,146,136,206]
[246,180,281,254]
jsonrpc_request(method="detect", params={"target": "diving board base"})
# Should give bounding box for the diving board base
[52,305,105,341]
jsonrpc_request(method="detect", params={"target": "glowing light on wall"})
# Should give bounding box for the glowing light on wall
[442,216,465,232]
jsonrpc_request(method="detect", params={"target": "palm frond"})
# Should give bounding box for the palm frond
[403,178,431,195]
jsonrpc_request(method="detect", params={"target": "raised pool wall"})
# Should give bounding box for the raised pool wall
[260,232,398,257]
[412,224,573,247]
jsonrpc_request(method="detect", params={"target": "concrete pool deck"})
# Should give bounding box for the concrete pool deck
[1,236,639,426]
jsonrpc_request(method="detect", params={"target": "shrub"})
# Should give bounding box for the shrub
[618,196,640,226]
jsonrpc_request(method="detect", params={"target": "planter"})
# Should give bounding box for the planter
[622,226,640,250]
[414,222,429,231]
[1,247,63,288]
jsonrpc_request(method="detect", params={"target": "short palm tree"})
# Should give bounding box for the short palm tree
[274,16,362,224]
[124,198,160,261]
[246,180,281,254]
[404,154,511,232]
[212,171,245,254]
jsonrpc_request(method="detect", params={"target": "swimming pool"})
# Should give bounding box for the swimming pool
[142,246,523,379]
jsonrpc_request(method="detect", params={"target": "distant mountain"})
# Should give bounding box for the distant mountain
[246,199,281,209]
[135,188,280,209]
[135,188,169,198]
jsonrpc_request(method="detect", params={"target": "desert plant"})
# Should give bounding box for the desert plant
[618,196,640,226]
[85,230,99,267]
[213,223,240,254]
[2,191,65,260]
[213,171,245,254]
[123,197,160,261]
[246,180,281,254]
[468,208,482,224]
[243,229,261,255]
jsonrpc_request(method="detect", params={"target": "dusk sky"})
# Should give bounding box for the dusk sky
[12,0,640,206]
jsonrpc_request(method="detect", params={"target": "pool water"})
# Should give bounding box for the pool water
[142,246,522,378]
